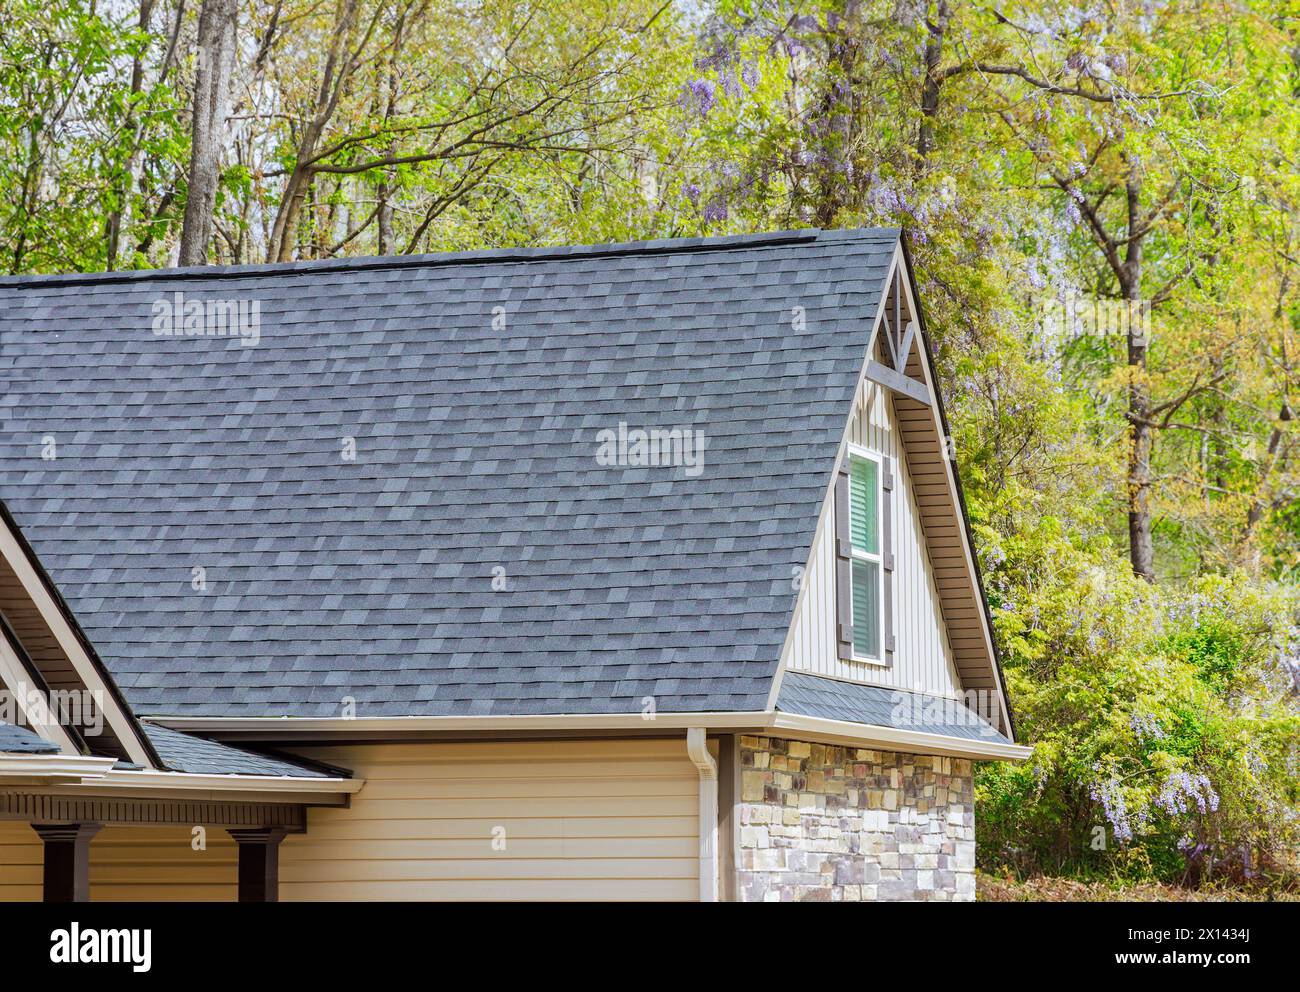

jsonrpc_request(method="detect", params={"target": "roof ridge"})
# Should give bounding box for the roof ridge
[0,227,900,290]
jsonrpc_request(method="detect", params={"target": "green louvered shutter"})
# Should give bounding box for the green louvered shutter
[849,454,881,659]
[851,559,880,658]
[838,452,887,662]
[881,455,895,665]
[849,457,878,554]
[834,463,854,660]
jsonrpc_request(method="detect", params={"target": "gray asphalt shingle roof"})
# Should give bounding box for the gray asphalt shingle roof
[0,228,898,718]
[0,722,61,754]
[776,672,1011,745]
[141,723,336,777]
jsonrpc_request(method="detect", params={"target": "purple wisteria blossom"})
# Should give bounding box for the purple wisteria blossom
[689,40,759,102]
[680,78,716,118]
[1157,771,1220,817]
[1165,592,1210,626]
[702,197,729,223]
[1130,712,1166,743]
[1090,775,1134,843]
[1277,647,1300,693]
[1245,750,1265,776]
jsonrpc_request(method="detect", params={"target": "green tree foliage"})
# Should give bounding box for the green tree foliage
[673,0,1300,883]
[0,0,1296,886]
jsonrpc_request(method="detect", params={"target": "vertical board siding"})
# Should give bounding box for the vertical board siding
[784,381,962,697]
[279,739,698,901]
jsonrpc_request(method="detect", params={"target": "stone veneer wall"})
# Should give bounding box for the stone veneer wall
[736,735,975,902]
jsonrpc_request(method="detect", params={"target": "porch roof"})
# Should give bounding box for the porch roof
[142,722,340,779]
[0,722,60,755]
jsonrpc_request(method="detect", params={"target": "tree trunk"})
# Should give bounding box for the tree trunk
[179,0,236,266]
[266,0,361,262]
[916,0,951,169]
[1122,175,1155,581]
[106,0,158,270]
[1245,413,1288,535]
[377,170,394,253]
[811,0,861,227]
[268,165,310,262]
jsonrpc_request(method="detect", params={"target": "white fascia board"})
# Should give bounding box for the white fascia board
[152,711,769,736]
[0,753,118,783]
[38,768,364,806]
[152,711,1032,761]
[83,769,363,794]
[0,757,359,799]
[769,713,1032,761]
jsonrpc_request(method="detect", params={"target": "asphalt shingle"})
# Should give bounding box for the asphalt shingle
[141,723,337,777]
[0,722,61,754]
[0,229,898,718]
[776,672,1011,745]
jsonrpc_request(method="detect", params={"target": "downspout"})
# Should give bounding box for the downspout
[686,727,718,902]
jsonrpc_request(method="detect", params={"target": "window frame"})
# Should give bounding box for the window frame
[844,443,886,664]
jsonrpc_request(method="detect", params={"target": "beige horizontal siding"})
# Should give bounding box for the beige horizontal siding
[0,738,700,902]
[279,739,700,901]
[89,827,237,901]
[0,821,41,901]
[0,821,236,902]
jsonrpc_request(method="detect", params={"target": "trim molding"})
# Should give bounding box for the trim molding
[156,711,768,736]
[0,754,117,783]
[66,768,362,796]
[152,711,1031,761]
[0,793,308,830]
[768,713,1032,761]
[0,756,359,802]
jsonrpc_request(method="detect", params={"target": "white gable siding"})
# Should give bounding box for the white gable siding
[782,381,962,697]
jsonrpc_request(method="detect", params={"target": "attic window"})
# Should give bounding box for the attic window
[835,444,894,666]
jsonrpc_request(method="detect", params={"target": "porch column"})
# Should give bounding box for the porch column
[32,823,101,903]
[228,827,287,902]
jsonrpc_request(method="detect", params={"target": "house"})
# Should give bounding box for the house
[0,228,1028,902]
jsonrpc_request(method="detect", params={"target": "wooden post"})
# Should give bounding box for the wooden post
[32,823,101,903]
[228,827,287,902]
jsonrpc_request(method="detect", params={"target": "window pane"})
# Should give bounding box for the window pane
[849,456,878,554]
[852,559,880,659]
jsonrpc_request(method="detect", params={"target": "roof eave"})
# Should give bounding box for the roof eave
[897,233,1019,743]
[40,767,363,806]
[0,753,119,785]
[149,711,1031,761]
